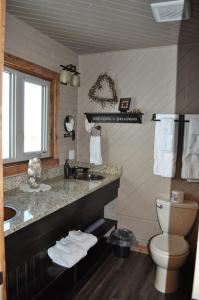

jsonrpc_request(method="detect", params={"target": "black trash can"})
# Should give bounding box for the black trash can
[107,228,135,258]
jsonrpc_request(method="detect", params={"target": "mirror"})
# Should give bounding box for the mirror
[64,115,75,140]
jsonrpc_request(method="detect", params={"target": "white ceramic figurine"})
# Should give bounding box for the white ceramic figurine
[27,157,42,188]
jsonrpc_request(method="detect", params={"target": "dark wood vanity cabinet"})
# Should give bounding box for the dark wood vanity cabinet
[5,178,120,300]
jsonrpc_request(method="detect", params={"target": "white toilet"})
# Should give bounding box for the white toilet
[149,198,198,294]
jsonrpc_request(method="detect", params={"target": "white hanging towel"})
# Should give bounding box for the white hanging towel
[47,238,87,268]
[153,114,179,178]
[90,136,102,165]
[181,115,199,182]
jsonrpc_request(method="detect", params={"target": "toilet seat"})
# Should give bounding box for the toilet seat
[150,234,189,256]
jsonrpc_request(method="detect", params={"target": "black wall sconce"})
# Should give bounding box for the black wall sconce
[64,115,75,140]
[60,64,80,87]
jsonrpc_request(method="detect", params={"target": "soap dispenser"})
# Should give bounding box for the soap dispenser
[64,160,70,179]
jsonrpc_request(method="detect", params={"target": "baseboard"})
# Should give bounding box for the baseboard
[131,245,149,255]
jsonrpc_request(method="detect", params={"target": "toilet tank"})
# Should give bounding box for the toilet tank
[156,199,198,236]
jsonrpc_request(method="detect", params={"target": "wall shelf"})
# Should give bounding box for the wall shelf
[85,112,144,124]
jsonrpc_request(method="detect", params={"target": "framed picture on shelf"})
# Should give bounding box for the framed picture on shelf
[118,98,131,113]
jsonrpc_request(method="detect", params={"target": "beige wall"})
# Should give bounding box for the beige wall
[5,13,78,165]
[77,46,179,245]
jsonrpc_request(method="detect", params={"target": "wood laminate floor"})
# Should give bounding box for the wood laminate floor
[68,252,193,300]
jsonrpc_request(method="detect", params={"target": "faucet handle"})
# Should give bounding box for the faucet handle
[74,166,89,173]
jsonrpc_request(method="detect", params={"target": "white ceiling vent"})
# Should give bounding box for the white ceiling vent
[151,0,191,22]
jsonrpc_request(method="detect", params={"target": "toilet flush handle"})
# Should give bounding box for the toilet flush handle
[156,204,163,209]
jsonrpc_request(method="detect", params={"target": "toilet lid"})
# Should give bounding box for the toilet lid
[150,234,189,256]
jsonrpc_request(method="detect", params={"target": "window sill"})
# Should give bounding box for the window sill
[3,158,59,177]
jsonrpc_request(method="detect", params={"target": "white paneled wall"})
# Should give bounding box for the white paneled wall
[6,0,182,54]
[5,13,78,165]
[77,46,178,245]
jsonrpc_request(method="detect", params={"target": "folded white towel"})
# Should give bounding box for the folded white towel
[158,118,175,152]
[181,115,199,181]
[90,136,102,166]
[153,114,179,178]
[56,238,85,253]
[67,230,98,251]
[160,117,174,136]
[187,179,199,182]
[188,135,199,154]
[187,118,199,154]
[47,241,86,268]
[190,118,199,135]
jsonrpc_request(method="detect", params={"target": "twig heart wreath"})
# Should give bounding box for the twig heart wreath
[88,73,118,108]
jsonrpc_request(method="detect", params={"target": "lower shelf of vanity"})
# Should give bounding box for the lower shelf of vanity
[6,218,117,300]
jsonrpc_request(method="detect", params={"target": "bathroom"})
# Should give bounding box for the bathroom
[0,0,199,299]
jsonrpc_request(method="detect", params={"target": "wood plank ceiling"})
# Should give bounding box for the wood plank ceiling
[6,0,199,54]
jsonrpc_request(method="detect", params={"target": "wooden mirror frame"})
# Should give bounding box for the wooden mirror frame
[3,53,59,177]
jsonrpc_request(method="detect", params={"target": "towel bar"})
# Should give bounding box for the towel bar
[152,114,189,123]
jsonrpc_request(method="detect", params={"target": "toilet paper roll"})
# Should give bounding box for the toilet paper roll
[171,190,184,203]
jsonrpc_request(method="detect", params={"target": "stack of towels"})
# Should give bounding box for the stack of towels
[48,230,97,268]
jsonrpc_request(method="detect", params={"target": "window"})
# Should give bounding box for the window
[3,67,50,163]
[3,53,59,176]
[2,71,11,160]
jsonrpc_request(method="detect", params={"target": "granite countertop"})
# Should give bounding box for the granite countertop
[4,172,120,237]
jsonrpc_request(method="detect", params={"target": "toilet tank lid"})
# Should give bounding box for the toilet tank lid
[156,199,198,210]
